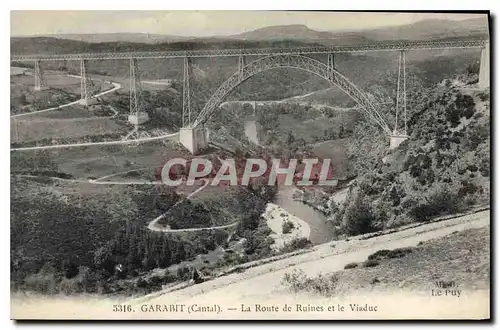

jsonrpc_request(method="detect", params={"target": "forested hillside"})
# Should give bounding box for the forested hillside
[10,175,277,295]
[323,73,490,236]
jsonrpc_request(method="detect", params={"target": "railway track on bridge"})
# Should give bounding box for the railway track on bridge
[11,39,487,61]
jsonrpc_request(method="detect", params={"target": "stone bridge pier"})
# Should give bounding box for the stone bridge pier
[179,126,210,155]
[478,42,490,89]
[389,134,409,150]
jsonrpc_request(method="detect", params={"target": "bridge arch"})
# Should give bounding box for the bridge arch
[192,54,391,134]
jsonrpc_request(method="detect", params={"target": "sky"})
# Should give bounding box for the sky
[11,11,486,37]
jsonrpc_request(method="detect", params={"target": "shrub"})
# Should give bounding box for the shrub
[58,278,80,295]
[136,277,149,288]
[465,63,480,75]
[368,249,391,260]
[281,269,308,292]
[341,191,377,236]
[368,247,413,261]
[24,273,58,294]
[63,261,79,279]
[148,275,164,289]
[282,221,295,234]
[362,260,380,268]
[463,106,475,119]
[176,266,191,281]
[281,269,339,296]
[280,237,312,253]
[477,90,490,102]
[409,185,461,221]
[344,262,359,269]
[58,267,98,295]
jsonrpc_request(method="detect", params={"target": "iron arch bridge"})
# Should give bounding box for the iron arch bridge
[192,54,391,134]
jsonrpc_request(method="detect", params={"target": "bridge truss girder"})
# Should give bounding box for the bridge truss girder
[192,54,392,135]
[12,39,487,62]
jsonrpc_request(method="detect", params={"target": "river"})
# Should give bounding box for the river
[244,119,334,245]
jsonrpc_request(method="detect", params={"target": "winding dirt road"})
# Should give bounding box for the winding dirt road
[147,179,220,233]
[14,172,236,234]
[10,74,181,151]
[10,209,490,320]
[137,209,490,311]
[11,77,122,119]
[10,132,179,151]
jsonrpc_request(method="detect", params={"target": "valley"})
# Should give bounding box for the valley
[9,15,490,319]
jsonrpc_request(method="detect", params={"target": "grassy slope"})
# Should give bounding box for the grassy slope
[284,226,489,296]
[11,116,128,143]
[10,140,191,180]
[10,72,113,115]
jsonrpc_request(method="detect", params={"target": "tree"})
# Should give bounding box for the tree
[282,221,295,234]
[465,62,480,75]
[93,245,116,275]
[19,93,28,105]
[243,103,254,114]
[338,125,345,138]
[323,127,337,140]
[341,190,377,236]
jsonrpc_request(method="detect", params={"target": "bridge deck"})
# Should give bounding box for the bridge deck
[11,39,487,61]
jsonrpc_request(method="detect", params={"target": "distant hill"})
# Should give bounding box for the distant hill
[10,37,319,55]
[358,17,489,41]
[203,17,488,45]
[228,24,336,41]
[11,16,489,54]
[11,37,90,55]
[12,33,188,44]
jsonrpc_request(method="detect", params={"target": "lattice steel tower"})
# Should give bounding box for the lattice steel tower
[128,58,149,125]
[79,59,94,106]
[34,60,47,91]
[182,57,192,127]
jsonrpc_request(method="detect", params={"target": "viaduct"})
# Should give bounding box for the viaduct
[11,38,490,154]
